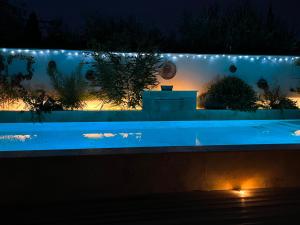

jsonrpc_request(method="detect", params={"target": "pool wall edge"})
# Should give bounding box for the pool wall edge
[1,109,300,122]
[1,147,300,206]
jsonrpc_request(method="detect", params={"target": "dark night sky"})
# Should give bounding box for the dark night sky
[23,0,300,34]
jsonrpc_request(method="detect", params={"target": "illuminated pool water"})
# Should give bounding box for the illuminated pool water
[1,120,300,152]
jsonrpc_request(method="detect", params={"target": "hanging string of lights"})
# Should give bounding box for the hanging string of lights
[1,48,299,64]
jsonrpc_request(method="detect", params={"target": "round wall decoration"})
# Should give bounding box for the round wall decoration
[229,64,237,73]
[158,61,177,80]
[85,70,96,81]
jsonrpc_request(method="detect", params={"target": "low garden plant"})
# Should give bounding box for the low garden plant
[199,76,258,111]
[257,78,298,109]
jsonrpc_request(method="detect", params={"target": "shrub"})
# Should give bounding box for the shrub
[22,89,63,122]
[0,53,35,104]
[90,49,160,109]
[201,76,258,111]
[47,61,88,110]
[257,78,298,109]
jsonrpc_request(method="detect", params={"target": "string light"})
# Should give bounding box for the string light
[0,48,298,64]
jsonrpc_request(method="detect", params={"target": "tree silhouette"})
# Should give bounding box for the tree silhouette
[0,0,24,47]
[24,12,42,48]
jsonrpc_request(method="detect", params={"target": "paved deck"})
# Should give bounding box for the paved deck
[2,188,300,225]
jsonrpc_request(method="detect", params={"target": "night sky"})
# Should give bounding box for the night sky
[24,0,300,34]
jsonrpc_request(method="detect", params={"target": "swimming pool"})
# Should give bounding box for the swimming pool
[1,120,300,154]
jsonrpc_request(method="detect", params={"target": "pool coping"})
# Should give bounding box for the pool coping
[1,143,300,158]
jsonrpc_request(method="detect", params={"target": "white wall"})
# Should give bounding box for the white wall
[1,48,300,109]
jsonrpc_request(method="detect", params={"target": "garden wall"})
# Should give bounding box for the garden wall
[1,48,300,110]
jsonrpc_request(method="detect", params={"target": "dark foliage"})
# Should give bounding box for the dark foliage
[179,3,297,54]
[21,89,63,122]
[85,17,163,52]
[0,0,24,47]
[257,78,298,109]
[47,60,88,110]
[0,1,299,54]
[201,76,258,111]
[0,53,35,103]
[90,46,160,109]
[24,12,42,47]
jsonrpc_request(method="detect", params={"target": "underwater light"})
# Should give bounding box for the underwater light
[232,188,249,198]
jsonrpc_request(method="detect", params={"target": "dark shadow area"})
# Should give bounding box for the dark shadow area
[2,188,300,224]
[1,0,300,54]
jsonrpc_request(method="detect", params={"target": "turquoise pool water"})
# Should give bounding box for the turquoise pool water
[1,120,300,152]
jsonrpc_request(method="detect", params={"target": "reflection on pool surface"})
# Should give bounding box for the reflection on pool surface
[83,133,142,140]
[0,134,36,142]
[293,130,300,136]
[1,120,300,151]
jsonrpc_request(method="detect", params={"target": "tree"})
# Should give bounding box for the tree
[84,16,163,52]
[177,2,297,54]
[0,0,24,47]
[24,12,42,47]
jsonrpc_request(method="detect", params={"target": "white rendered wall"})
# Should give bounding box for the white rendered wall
[1,48,300,110]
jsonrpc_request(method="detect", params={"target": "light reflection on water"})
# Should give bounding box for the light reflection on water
[293,130,300,136]
[1,121,300,151]
[83,132,142,140]
[0,134,37,142]
[83,133,116,139]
